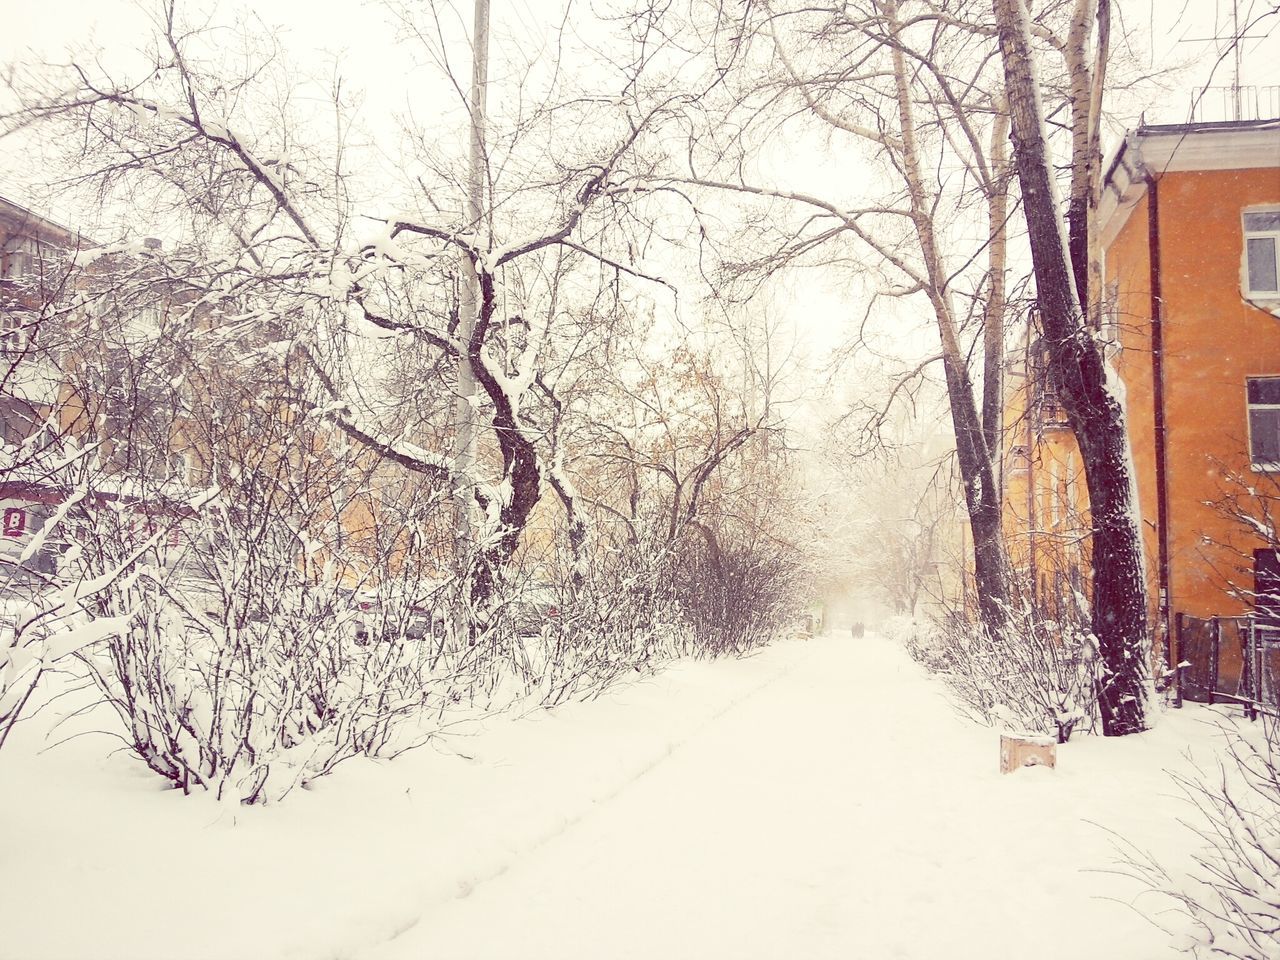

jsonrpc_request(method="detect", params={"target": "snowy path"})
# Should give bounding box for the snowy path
[2,632,1212,960]
[358,634,1186,960]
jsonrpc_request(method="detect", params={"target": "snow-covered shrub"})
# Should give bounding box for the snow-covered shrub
[908,592,1098,743]
[55,356,462,803]
[1,578,59,752]
[883,615,946,669]
[878,615,918,645]
[0,455,142,754]
[72,497,452,804]
[0,575,132,752]
[1121,717,1280,959]
[675,529,807,657]
[509,536,682,706]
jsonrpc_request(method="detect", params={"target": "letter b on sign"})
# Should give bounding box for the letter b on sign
[3,507,27,538]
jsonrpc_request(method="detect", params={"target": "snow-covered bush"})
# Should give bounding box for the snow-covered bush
[0,449,148,754]
[52,337,463,802]
[0,574,133,752]
[905,591,1098,743]
[675,529,807,657]
[1,578,61,752]
[1121,717,1280,958]
[72,496,452,804]
[878,615,919,645]
[510,537,682,706]
[884,615,943,668]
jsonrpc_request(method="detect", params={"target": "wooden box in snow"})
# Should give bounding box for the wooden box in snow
[999,734,1056,774]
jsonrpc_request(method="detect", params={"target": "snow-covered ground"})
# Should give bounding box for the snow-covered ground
[0,631,1237,960]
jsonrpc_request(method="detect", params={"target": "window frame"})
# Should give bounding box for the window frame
[1254,549,1280,624]
[1246,376,1280,473]
[1243,208,1280,299]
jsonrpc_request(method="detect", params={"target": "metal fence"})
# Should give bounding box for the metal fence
[1176,614,1279,718]
[1188,85,1280,124]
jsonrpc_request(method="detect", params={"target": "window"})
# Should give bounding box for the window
[0,311,31,354]
[1255,549,1280,624]
[1009,443,1029,475]
[0,398,40,446]
[1247,377,1280,469]
[1244,210,1280,297]
[0,237,34,280]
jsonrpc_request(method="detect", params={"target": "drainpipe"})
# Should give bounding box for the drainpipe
[1146,172,1173,669]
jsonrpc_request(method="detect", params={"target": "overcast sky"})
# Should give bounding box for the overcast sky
[3,0,1278,125]
[4,0,1275,225]
[2,0,1276,431]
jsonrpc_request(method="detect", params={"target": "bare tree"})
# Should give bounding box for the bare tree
[2,0,709,622]
[846,450,961,619]
[683,0,1018,632]
[1117,716,1280,958]
[990,0,1149,735]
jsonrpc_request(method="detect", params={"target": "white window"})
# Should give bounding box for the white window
[1009,443,1029,475]
[1247,377,1280,470]
[1244,210,1280,297]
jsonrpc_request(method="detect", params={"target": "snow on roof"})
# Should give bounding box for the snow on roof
[1098,118,1280,247]
[0,195,92,249]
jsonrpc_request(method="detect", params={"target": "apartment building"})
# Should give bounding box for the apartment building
[0,197,87,572]
[1005,118,1280,697]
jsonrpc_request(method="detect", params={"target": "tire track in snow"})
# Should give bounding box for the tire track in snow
[360,638,823,957]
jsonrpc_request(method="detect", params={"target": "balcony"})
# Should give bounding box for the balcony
[1035,391,1071,430]
[0,278,45,314]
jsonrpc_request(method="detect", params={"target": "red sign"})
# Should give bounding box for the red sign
[3,507,27,538]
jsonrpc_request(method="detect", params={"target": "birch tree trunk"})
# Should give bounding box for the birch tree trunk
[991,0,1149,736]
[983,107,1011,504]
[882,0,1010,633]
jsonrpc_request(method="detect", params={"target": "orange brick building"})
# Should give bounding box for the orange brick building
[1005,118,1280,686]
[1002,347,1088,627]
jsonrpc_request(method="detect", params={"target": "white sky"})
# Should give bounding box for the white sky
[1,0,1277,432]
[4,0,1277,157]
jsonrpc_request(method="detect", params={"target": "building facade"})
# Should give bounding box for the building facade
[1006,118,1280,690]
[0,197,86,573]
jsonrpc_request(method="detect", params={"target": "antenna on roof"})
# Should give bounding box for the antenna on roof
[1233,0,1242,120]
[1178,0,1268,121]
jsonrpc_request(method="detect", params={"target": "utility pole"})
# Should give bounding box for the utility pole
[454,0,490,588]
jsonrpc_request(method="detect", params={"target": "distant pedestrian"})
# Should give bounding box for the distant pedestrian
[851,622,865,639]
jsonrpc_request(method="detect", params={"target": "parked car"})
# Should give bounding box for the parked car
[341,586,447,645]
[509,583,562,637]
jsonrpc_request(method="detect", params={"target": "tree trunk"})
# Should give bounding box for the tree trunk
[991,0,1149,735]
[983,108,1011,504]
[944,354,1010,632]
[467,269,542,613]
[1064,0,1095,311]
[883,0,1009,633]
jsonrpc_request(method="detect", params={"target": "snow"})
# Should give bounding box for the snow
[72,238,149,268]
[0,630,1240,960]
[314,404,456,478]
